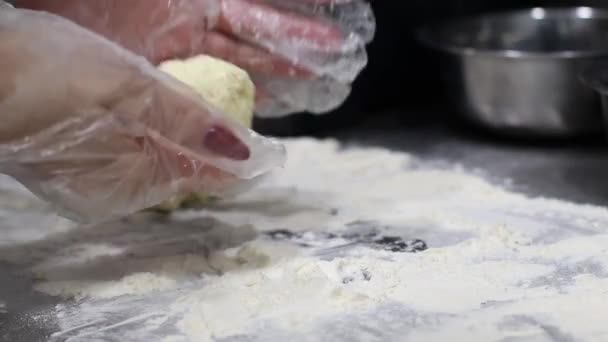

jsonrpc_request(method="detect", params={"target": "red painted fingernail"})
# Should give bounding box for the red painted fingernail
[203,125,251,161]
[134,137,145,149]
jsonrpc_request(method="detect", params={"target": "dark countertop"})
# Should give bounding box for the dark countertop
[325,108,608,207]
[3,107,608,341]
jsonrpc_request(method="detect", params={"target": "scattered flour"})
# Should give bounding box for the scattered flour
[1,138,608,341]
[35,272,179,300]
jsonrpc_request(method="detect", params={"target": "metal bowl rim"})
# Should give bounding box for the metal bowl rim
[417,7,608,59]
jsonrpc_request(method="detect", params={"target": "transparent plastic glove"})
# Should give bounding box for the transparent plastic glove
[0,8,286,223]
[14,0,376,117]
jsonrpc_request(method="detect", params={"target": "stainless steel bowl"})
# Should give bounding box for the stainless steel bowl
[418,7,608,137]
[581,62,608,136]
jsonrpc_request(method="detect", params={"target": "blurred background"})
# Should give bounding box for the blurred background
[255,0,608,138]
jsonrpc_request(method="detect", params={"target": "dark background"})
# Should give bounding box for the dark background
[255,0,608,137]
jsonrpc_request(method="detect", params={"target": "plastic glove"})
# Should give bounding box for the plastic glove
[14,0,376,117]
[0,7,286,223]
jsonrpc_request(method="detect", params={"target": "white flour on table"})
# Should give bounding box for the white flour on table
[1,138,608,341]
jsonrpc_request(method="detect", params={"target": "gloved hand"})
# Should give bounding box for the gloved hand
[0,7,286,223]
[13,0,376,117]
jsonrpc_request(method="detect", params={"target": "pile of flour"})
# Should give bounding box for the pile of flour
[2,138,608,341]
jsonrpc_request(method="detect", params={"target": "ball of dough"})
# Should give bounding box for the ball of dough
[158,55,254,127]
[154,55,255,212]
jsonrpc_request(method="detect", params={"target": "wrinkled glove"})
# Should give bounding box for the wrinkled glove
[0,7,286,223]
[14,0,376,117]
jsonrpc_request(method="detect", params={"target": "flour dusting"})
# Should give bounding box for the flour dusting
[1,138,608,341]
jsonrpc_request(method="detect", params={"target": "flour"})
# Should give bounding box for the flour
[2,138,608,341]
[35,272,179,300]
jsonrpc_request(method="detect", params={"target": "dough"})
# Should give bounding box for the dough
[155,55,255,211]
[158,55,254,127]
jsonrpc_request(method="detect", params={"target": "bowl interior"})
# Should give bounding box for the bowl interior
[421,7,608,55]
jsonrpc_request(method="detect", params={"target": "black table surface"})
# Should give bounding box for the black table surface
[324,107,608,207]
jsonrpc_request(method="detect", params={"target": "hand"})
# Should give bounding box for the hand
[14,0,376,117]
[0,7,285,223]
